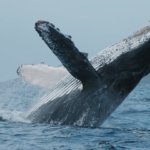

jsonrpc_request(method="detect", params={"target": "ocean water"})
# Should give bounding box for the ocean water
[0,77,150,150]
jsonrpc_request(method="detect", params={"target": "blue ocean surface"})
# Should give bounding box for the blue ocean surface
[0,76,150,150]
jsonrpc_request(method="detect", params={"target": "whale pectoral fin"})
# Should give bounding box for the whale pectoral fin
[35,21,100,87]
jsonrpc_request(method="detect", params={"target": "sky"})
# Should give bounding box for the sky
[0,0,150,82]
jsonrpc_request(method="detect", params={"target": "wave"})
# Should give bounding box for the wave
[17,64,68,88]
[0,109,30,123]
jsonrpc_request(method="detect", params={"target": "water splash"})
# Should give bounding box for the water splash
[0,110,31,123]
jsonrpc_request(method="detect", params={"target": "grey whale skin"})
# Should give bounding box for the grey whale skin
[27,21,150,128]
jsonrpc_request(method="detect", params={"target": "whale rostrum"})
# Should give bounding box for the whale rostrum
[27,21,150,128]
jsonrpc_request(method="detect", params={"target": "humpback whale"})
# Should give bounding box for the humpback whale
[27,21,150,128]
